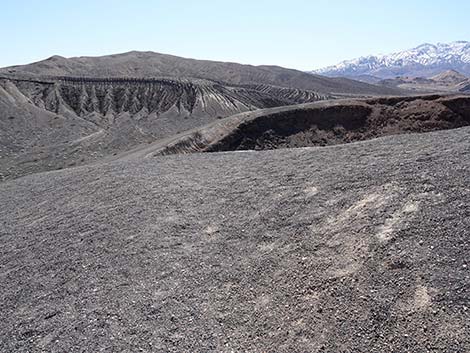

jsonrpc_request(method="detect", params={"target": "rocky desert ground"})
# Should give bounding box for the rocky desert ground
[1,126,469,352]
[1,49,469,352]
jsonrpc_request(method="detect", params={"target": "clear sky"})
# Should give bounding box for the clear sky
[2,0,469,70]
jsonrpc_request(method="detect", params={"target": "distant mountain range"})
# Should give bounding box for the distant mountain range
[312,41,470,80]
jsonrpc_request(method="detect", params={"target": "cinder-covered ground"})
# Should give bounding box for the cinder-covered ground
[1,127,469,352]
[0,75,328,181]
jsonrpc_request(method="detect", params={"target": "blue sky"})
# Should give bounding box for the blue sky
[2,0,469,70]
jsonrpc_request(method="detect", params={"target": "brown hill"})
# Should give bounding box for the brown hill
[431,69,468,85]
[379,70,470,93]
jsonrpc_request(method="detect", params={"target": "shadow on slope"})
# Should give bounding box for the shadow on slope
[152,95,470,156]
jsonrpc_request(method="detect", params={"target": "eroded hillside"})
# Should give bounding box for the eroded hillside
[7,77,328,117]
[0,75,328,181]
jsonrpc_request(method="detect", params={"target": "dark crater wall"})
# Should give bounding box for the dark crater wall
[206,96,470,151]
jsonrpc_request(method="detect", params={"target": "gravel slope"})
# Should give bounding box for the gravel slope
[1,127,469,352]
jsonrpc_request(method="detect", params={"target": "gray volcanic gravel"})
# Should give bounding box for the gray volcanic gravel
[1,127,469,352]
[0,76,328,181]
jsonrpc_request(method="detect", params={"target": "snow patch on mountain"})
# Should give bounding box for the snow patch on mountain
[313,41,470,79]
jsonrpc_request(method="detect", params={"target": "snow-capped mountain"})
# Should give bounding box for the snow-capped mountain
[313,41,470,79]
